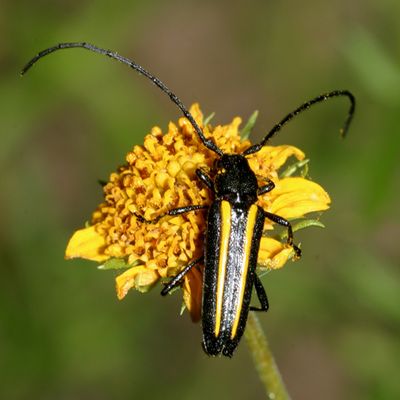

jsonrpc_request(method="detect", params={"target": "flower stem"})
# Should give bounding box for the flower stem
[245,313,291,400]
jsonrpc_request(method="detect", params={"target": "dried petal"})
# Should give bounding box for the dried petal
[116,266,159,299]
[258,237,294,269]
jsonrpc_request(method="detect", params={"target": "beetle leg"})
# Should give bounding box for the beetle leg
[250,274,269,312]
[257,178,275,196]
[135,205,208,224]
[263,211,302,258]
[196,168,214,191]
[161,257,204,296]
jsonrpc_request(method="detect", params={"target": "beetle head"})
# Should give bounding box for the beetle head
[214,154,258,203]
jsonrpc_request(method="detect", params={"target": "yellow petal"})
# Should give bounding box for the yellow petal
[116,266,159,299]
[249,145,305,171]
[182,267,203,322]
[264,145,305,169]
[65,225,109,262]
[269,177,331,219]
[258,237,294,269]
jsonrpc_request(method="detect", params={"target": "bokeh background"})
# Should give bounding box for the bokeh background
[1,1,399,399]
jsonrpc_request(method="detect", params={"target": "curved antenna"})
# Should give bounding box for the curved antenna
[21,42,224,157]
[243,90,356,156]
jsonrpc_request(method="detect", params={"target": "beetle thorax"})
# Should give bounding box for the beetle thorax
[214,154,258,205]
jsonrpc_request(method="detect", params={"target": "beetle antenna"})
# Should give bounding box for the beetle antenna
[21,42,224,157]
[243,90,355,156]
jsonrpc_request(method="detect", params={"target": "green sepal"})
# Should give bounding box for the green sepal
[240,110,259,140]
[136,280,157,293]
[256,268,272,278]
[203,112,215,126]
[98,257,139,270]
[276,219,325,240]
[180,302,187,316]
[280,158,309,178]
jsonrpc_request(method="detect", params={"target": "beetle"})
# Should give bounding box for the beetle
[22,43,355,357]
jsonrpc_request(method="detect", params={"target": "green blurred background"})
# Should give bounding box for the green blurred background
[1,1,399,399]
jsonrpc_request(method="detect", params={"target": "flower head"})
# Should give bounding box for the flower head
[65,104,330,321]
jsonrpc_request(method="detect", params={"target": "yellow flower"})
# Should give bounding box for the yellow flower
[65,104,330,321]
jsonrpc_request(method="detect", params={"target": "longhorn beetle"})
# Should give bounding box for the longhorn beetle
[22,43,355,357]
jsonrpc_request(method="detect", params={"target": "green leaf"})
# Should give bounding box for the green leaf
[280,158,309,178]
[203,112,215,126]
[98,258,139,270]
[240,110,259,140]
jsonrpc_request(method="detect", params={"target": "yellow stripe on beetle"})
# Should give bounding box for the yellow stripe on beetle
[230,205,258,339]
[214,201,231,337]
